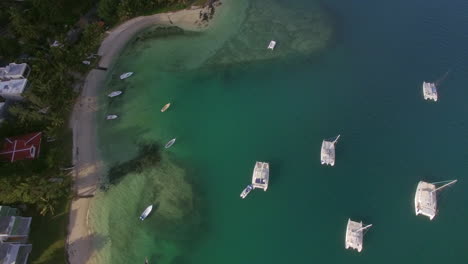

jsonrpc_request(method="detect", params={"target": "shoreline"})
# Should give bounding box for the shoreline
[66,4,221,264]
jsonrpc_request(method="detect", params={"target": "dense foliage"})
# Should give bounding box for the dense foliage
[98,0,191,24]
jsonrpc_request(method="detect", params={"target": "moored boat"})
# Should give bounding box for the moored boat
[240,184,253,199]
[120,72,133,80]
[106,115,118,120]
[251,162,269,191]
[139,205,153,220]
[345,219,372,252]
[267,40,276,50]
[108,91,123,97]
[414,179,457,220]
[165,138,176,149]
[321,135,340,166]
[161,103,171,112]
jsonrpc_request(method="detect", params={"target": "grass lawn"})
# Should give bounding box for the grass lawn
[28,199,70,264]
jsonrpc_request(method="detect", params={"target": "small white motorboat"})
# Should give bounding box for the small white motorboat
[106,115,118,120]
[240,184,253,199]
[108,91,123,98]
[267,40,276,50]
[161,103,171,112]
[120,72,134,80]
[139,205,153,220]
[82,60,91,65]
[165,138,176,149]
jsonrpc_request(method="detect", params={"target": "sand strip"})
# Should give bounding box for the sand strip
[67,6,218,264]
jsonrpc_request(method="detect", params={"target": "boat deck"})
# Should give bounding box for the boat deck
[252,162,269,191]
[321,140,336,166]
[422,82,438,101]
[414,181,437,220]
[345,219,364,252]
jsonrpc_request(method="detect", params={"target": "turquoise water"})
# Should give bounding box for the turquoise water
[90,0,468,263]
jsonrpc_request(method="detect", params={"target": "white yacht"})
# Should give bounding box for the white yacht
[414,180,457,220]
[251,162,269,191]
[345,219,372,252]
[139,205,153,220]
[321,135,340,166]
[165,138,176,149]
[108,91,123,98]
[120,72,134,80]
[106,115,118,120]
[240,184,253,199]
[267,40,276,50]
[422,81,438,101]
[161,103,171,112]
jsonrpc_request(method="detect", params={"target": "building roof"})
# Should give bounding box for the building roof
[0,243,32,264]
[0,207,17,217]
[0,79,28,96]
[0,63,28,80]
[0,216,32,243]
[0,132,42,163]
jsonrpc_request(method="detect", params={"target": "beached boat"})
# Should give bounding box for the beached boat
[108,91,123,98]
[422,81,438,101]
[139,205,153,220]
[161,103,171,112]
[240,184,253,199]
[165,138,176,149]
[251,162,269,191]
[414,179,457,220]
[321,135,340,166]
[120,72,133,80]
[267,40,276,50]
[106,115,118,120]
[345,219,372,252]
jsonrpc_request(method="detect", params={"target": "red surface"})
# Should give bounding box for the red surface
[0,132,42,162]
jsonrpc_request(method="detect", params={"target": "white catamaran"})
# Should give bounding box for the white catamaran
[252,162,269,191]
[321,135,340,166]
[139,205,153,221]
[345,219,372,252]
[414,179,457,220]
[120,72,133,80]
[267,40,276,50]
[422,81,438,101]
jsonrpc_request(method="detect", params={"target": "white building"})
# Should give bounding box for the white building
[0,79,28,100]
[0,63,30,81]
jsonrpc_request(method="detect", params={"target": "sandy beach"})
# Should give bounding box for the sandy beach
[67,5,220,264]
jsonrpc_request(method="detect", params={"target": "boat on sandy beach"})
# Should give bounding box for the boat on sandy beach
[321,135,340,166]
[139,205,153,220]
[251,162,269,191]
[267,40,276,50]
[240,184,253,199]
[108,91,123,97]
[345,218,372,252]
[120,72,133,80]
[422,81,438,101]
[106,115,118,120]
[165,138,176,149]
[414,179,457,220]
[161,103,171,112]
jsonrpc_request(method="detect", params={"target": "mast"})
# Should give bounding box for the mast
[355,224,372,232]
[333,135,341,144]
[434,180,457,192]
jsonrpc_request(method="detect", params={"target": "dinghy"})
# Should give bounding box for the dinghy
[106,115,118,120]
[240,184,253,199]
[161,103,171,112]
[165,138,176,149]
[139,205,153,220]
[108,91,123,98]
[120,72,133,80]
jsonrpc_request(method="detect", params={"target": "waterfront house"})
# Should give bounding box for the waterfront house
[0,79,28,100]
[0,132,42,163]
[0,63,30,81]
[0,242,32,264]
